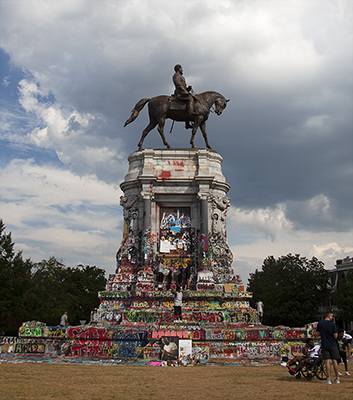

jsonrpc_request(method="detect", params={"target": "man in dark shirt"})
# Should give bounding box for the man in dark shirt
[316,311,340,384]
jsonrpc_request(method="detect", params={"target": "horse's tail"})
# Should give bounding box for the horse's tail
[124,98,150,127]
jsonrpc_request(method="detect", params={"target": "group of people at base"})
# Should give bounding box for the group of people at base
[286,311,351,384]
[156,262,192,291]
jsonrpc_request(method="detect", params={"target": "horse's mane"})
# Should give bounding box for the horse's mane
[196,91,225,101]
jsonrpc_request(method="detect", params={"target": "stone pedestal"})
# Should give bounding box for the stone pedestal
[114,148,238,291]
[93,148,255,335]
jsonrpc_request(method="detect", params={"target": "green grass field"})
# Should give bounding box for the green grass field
[1,364,352,400]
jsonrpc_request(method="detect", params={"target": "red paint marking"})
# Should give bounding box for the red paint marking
[168,160,185,167]
[158,171,171,180]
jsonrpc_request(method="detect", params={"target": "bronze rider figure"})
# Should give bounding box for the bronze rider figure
[172,64,199,128]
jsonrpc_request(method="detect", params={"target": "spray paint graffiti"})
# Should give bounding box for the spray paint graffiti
[67,326,115,341]
[19,321,47,337]
[91,310,123,324]
[64,327,148,358]
[46,327,67,338]
[0,336,19,344]
[159,207,191,254]
[143,345,161,359]
[108,310,259,325]
[14,340,46,354]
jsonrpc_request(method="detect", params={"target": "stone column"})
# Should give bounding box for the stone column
[143,196,151,232]
[200,198,208,237]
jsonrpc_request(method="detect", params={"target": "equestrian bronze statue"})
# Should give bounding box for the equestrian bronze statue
[124,65,229,150]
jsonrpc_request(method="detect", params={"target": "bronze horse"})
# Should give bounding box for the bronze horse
[124,91,229,150]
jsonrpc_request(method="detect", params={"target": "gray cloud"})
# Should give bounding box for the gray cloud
[0,0,352,280]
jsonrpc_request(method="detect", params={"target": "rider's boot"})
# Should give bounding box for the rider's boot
[189,98,199,115]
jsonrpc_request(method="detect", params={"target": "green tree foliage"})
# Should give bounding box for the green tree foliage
[0,220,106,329]
[0,219,33,328]
[28,257,106,326]
[335,269,353,322]
[247,253,330,327]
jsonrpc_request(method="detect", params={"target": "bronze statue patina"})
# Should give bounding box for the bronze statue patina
[172,64,198,122]
[124,65,229,150]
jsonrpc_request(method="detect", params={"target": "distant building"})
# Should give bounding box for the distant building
[318,256,353,332]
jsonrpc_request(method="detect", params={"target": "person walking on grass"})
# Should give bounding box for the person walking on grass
[316,311,340,384]
[337,330,351,377]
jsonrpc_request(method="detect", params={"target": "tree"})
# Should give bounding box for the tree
[247,253,330,327]
[65,263,106,325]
[0,219,33,329]
[335,269,353,322]
[1,219,107,329]
[27,257,106,326]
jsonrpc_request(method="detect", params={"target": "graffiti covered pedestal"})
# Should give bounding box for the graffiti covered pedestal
[93,289,256,325]
[101,148,254,328]
[85,148,267,361]
[115,148,238,293]
[11,320,319,364]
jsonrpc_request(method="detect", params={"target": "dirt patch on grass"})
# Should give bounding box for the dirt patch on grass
[1,364,352,400]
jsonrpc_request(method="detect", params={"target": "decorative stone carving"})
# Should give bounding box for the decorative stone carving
[209,194,230,212]
[142,226,154,259]
[120,194,140,219]
[128,208,139,239]
[209,195,233,270]
[118,194,141,251]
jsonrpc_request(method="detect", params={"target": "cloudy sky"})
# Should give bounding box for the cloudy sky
[1,0,352,284]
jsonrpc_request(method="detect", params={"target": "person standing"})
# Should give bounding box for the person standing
[337,330,351,376]
[316,311,340,384]
[156,261,164,289]
[60,311,69,327]
[255,299,264,324]
[171,284,183,322]
[166,270,173,291]
[186,259,192,289]
[180,266,187,290]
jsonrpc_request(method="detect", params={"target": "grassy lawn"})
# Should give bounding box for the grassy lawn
[1,364,352,400]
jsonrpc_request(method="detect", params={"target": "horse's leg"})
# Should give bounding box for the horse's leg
[138,117,157,150]
[190,126,197,149]
[190,118,203,149]
[200,121,213,149]
[157,117,172,149]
